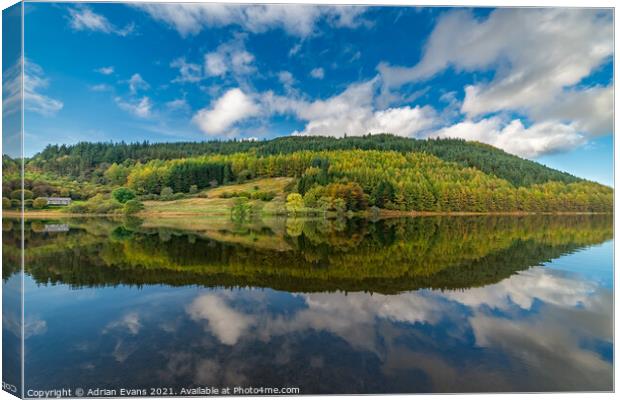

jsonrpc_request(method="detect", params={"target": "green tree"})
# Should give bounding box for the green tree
[231,196,251,222]
[123,199,144,215]
[286,193,304,215]
[104,163,130,185]
[33,197,48,209]
[112,187,136,204]
[160,187,174,199]
[10,189,33,200]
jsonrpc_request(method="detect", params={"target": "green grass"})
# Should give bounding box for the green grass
[203,177,293,198]
[143,177,294,215]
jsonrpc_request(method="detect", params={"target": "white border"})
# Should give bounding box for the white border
[0,1,616,400]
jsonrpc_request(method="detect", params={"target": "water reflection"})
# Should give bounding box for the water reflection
[4,215,613,293]
[2,215,613,393]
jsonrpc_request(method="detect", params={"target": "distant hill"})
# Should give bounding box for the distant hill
[8,134,610,214]
[30,134,581,187]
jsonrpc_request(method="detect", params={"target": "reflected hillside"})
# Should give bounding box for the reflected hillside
[3,215,613,294]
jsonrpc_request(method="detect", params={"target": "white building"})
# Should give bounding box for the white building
[44,197,72,206]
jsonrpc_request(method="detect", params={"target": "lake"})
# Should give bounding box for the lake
[2,215,614,394]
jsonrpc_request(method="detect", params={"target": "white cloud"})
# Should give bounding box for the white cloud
[115,96,152,118]
[278,70,295,88]
[379,8,613,142]
[310,67,324,79]
[24,315,47,339]
[432,117,586,158]
[204,52,227,77]
[135,4,368,38]
[104,312,142,335]
[528,85,613,137]
[187,294,255,345]
[2,58,22,117]
[192,88,260,136]
[89,84,113,92]
[380,9,611,89]
[264,78,437,138]
[289,43,302,57]
[443,267,596,311]
[230,50,255,76]
[441,267,612,387]
[95,66,114,75]
[127,73,149,94]
[23,60,64,116]
[166,98,189,111]
[68,5,133,36]
[170,58,202,83]
[257,291,449,351]
[204,37,255,78]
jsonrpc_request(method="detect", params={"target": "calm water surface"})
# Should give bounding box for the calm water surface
[2,215,614,394]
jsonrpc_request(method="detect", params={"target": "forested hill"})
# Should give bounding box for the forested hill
[30,134,581,187]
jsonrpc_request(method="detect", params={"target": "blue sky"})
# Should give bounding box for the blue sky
[19,3,613,185]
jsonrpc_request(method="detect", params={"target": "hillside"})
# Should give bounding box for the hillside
[29,134,581,187]
[3,134,612,215]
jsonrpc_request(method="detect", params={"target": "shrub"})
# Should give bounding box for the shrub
[160,187,174,199]
[67,194,121,214]
[286,193,304,214]
[112,187,136,204]
[92,199,122,214]
[10,189,33,200]
[2,197,11,209]
[67,203,89,213]
[231,196,252,222]
[237,169,253,183]
[221,191,247,198]
[139,194,159,201]
[24,199,33,208]
[32,184,54,197]
[33,197,48,209]
[189,185,198,194]
[123,199,144,215]
[10,199,20,208]
[303,186,326,208]
[284,179,297,193]
[250,191,276,201]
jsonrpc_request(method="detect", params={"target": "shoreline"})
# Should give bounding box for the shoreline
[3,210,613,219]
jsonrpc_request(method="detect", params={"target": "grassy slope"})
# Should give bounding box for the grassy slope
[141,177,293,216]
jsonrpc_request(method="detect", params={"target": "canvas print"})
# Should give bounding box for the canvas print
[2,2,614,397]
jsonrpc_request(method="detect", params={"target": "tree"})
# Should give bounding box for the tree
[2,197,11,209]
[303,185,325,208]
[231,196,251,222]
[104,163,130,185]
[123,199,144,215]
[286,193,304,215]
[11,189,33,200]
[160,187,174,199]
[33,197,48,209]
[112,187,136,204]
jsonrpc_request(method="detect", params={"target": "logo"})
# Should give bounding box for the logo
[3,382,17,393]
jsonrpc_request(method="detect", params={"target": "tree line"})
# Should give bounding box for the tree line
[118,149,611,213]
[27,134,581,187]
